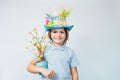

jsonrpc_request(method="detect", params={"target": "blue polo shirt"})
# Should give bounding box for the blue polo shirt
[42,44,79,80]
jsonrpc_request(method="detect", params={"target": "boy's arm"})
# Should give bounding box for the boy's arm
[27,59,56,78]
[71,67,79,80]
[27,59,42,74]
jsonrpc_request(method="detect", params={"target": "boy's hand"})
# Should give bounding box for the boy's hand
[41,68,56,79]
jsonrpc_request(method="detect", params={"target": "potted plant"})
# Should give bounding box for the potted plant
[25,27,50,69]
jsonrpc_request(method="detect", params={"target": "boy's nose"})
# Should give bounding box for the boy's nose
[57,33,60,36]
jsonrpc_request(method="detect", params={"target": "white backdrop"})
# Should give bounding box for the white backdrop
[0,0,120,80]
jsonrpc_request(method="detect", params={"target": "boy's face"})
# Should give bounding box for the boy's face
[51,28,66,45]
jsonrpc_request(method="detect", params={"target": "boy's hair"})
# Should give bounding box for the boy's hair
[48,28,69,44]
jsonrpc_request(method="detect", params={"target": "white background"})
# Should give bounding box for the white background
[0,0,120,80]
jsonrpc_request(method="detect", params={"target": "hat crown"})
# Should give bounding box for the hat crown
[45,9,68,27]
[44,8,73,31]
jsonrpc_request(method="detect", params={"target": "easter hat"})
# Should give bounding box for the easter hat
[44,8,74,31]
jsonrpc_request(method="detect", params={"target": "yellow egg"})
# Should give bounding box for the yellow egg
[24,45,28,49]
[40,54,43,59]
[33,27,37,31]
[58,13,64,17]
[47,22,52,26]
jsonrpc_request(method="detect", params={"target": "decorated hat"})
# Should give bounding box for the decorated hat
[44,8,74,31]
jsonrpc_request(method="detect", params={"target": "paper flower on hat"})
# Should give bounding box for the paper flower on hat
[25,27,50,61]
[44,8,74,31]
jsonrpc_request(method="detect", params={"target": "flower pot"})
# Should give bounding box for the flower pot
[36,60,48,69]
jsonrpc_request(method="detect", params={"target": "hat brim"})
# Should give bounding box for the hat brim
[44,25,74,31]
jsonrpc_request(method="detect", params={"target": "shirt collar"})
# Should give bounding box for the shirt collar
[50,44,66,51]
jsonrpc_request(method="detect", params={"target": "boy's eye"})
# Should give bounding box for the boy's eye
[60,31,65,33]
[53,31,57,33]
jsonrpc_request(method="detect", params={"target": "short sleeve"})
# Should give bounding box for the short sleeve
[70,50,79,68]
